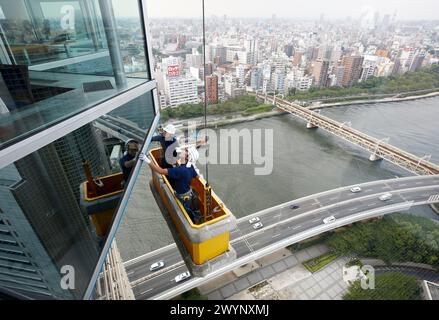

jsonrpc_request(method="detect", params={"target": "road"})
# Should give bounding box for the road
[124,175,439,299]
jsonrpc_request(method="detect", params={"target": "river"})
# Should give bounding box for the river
[198,96,439,220]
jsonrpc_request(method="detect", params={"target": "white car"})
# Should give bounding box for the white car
[252,222,264,230]
[175,271,191,283]
[323,216,336,224]
[350,186,362,193]
[248,217,260,224]
[149,260,165,271]
[379,193,393,201]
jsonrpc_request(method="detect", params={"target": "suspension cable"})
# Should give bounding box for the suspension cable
[201,0,212,221]
[202,0,209,186]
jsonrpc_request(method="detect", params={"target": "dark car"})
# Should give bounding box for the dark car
[290,205,300,210]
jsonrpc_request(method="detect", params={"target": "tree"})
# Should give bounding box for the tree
[343,272,421,300]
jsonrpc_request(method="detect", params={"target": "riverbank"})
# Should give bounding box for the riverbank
[175,109,288,131]
[308,90,439,110]
[175,89,439,131]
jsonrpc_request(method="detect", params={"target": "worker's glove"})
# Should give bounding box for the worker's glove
[138,153,151,164]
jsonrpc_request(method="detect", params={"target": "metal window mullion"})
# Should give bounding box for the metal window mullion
[0,80,157,169]
[83,112,160,299]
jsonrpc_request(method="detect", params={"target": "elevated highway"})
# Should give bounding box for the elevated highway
[124,175,439,299]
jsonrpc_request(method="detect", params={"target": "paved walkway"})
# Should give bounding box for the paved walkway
[201,244,350,300]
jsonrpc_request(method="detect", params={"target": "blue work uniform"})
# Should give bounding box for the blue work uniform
[151,135,179,168]
[168,165,201,223]
[119,153,135,182]
[168,165,198,195]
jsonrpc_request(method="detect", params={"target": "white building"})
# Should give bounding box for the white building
[236,65,246,87]
[287,68,313,91]
[186,48,203,68]
[226,46,250,64]
[164,76,199,107]
[296,75,313,91]
[224,74,244,98]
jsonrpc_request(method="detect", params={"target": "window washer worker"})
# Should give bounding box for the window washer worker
[152,123,208,168]
[151,124,179,168]
[119,139,140,183]
[140,146,203,224]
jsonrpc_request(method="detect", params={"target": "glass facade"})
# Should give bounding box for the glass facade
[0,0,158,299]
[0,0,151,150]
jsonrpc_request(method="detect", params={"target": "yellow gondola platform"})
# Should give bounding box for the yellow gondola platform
[79,164,124,237]
[149,148,237,277]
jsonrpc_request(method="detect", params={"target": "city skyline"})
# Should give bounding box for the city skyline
[124,0,439,20]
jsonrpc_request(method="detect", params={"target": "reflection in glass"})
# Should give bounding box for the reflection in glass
[0,0,150,150]
[0,90,155,299]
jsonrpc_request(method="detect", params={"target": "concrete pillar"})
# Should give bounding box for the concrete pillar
[306,122,318,129]
[369,153,383,161]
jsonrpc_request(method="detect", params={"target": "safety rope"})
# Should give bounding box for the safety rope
[202,0,213,222]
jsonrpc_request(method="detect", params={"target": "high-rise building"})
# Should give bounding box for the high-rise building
[244,38,258,65]
[306,46,320,62]
[224,75,244,98]
[205,75,218,104]
[226,46,249,64]
[186,48,203,69]
[341,55,364,87]
[273,69,286,94]
[284,45,294,58]
[332,65,346,87]
[399,48,417,72]
[250,67,263,91]
[165,75,199,107]
[209,45,227,64]
[235,65,246,87]
[292,51,304,67]
[312,59,329,87]
[409,52,426,72]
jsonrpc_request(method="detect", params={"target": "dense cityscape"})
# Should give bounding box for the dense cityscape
[137,14,439,109]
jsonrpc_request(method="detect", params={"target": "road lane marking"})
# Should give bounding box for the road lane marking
[293,225,302,230]
[312,218,321,223]
[140,288,153,295]
[365,189,372,192]
[272,234,282,238]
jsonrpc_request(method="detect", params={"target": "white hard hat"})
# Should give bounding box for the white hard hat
[163,124,176,135]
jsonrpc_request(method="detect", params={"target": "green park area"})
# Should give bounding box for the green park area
[286,65,439,102]
[160,95,273,121]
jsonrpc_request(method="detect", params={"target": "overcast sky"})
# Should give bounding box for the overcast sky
[114,0,438,20]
